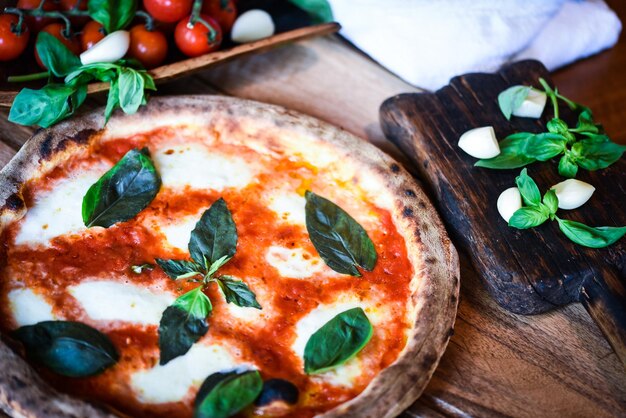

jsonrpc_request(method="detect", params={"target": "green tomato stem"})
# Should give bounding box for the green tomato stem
[189,0,203,25]
[7,71,50,82]
[135,10,156,31]
[3,7,85,38]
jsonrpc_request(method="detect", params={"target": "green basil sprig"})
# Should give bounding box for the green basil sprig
[9,31,156,128]
[82,148,161,228]
[88,0,137,34]
[507,169,626,248]
[303,307,373,374]
[156,198,260,364]
[481,79,625,178]
[14,321,118,377]
[287,0,334,24]
[194,370,263,418]
[305,191,377,276]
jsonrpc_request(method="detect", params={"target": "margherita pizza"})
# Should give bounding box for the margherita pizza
[0,96,459,418]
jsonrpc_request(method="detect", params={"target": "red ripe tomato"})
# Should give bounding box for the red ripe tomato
[35,23,81,68]
[0,14,30,61]
[143,0,193,23]
[201,0,236,33]
[80,20,105,51]
[16,0,58,33]
[128,24,168,69]
[174,15,222,57]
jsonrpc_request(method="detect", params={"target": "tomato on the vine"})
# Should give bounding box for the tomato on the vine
[16,0,58,33]
[143,0,193,23]
[60,0,90,26]
[201,0,236,33]
[174,14,222,57]
[35,23,81,68]
[128,24,168,69]
[80,20,105,51]
[0,14,29,61]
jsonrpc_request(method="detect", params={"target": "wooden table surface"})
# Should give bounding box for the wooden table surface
[2,5,626,417]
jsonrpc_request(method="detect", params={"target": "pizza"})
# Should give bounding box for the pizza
[0,96,459,418]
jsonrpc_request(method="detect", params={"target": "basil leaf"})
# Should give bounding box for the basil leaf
[141,71,157,91]
[542,189,558,215]
[118,67,145,114]
[36,32,81,77]
[525,133,567,161]
[188,198,237,268]
[13,321,118,377]
[508,207,549,229]
[287,0,333,24]
[558,154,578,178]
[498,85,530,120]
[9,84,83,128]
[475,132,536,169]
[305,191,377,276]
[207,255,231,278]
[546,118,569,135]
[556,218,626,248]
[104,77,120,123]
[515,168,541,206]
[572,140,625,171]
[195,370,262,418]
[82,148,161,228]
[572,109,599,134]
[158,287,211,365]
[88,0,137,33]
[303,307,372,374]
[217,276,261,309]
[156,259,203,279]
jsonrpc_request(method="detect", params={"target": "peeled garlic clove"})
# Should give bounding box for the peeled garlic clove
[497,187,522,223]
[80,30,130,65]
[458,126,500,159]
[511,89,547,119]
[550,179,595,210]
[231,9,275,43]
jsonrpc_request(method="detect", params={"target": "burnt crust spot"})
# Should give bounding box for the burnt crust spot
[4,193,24,211]
[390,163,400,173]
[425,256,437,264]
[403,207,414,218]
[404,189,416,197]
[38,129,97,161]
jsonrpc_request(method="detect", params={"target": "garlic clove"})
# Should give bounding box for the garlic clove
[458,126,500,159]
[511,89,547,119]
[550,179,595,210]
[497,187,522,223]
[80,30,130,65]
[231,9,275,43]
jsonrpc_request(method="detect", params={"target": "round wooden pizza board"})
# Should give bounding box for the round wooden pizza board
[0,96,459,418]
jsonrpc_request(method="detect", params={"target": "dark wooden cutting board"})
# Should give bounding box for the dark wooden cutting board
[380,60,626,365]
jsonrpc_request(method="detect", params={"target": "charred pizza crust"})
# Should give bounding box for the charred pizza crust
[0,96,459,418]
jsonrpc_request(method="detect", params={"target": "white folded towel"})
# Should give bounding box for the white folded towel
[329,0,622,90]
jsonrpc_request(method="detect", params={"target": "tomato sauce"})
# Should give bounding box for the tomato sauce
[0,127,414,418]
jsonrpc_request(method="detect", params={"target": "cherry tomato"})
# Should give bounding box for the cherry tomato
[35,23,81,68]
[80,20,105,51]
[128,24,168,68]
[202,0,236,33]
[0,14,30,61]
[16,0,58,33]
[143,0,193,23]
[174,14,222,57]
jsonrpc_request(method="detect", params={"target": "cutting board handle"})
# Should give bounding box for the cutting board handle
[579,270,626,368]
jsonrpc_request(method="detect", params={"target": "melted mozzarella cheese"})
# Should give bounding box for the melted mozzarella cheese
[14,169,105,246]
[159,215,199,251]
[265,246,325,279]
[8,288,56,326]
[153,144,255,191]
[69,281,174,325]
[316,358,363,387]
[131,343,249,404]
[267,192,306,225]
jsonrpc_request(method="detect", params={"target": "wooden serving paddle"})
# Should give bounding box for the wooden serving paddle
[380,60,626,366]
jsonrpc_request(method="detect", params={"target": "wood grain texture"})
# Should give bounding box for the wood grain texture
[380,60,625,315]
[1,33,625,417]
